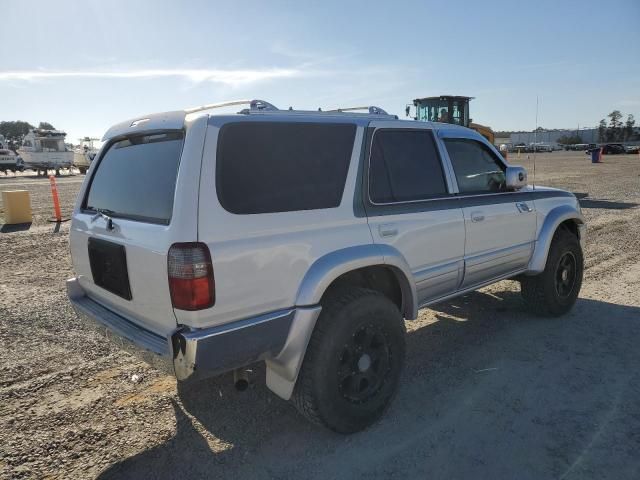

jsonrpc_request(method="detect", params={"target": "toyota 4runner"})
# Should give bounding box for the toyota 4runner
[67,99,585,433]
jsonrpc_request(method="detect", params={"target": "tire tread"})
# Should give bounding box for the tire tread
[521,227,582,316]
[291,287,402,430]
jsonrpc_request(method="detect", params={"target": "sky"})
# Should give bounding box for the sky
[1,0,639,143]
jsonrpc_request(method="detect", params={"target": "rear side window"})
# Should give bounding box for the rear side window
[369,129,447,203]
[85,131,184,224]
[216,122,356,214]
[443,138,506,194]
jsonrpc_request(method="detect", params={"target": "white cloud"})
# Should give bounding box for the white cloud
[0,68,302,86]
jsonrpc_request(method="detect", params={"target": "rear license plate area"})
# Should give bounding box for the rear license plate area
[88,238,132,300]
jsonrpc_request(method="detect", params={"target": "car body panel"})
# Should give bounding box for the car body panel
[190,117,372,330]
[69,114,207,336]
[365,120,466,307]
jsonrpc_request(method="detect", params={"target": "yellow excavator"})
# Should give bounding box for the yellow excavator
[408,95,495,144]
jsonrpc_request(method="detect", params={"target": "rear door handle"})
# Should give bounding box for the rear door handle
[470,212,485,222]
[516,202,533,213]
[378,224,398,238]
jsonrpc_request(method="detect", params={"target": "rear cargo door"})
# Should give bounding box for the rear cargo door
[69,118,205,336]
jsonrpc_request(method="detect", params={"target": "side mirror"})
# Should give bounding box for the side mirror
[505,165,527,190]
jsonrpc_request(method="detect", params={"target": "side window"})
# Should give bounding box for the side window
[369,129,447,203]
[443,138,506,194]
[216,122,356,214]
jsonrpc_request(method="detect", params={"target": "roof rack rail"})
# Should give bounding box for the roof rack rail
[185,99,278,114]
[326,106,390,115]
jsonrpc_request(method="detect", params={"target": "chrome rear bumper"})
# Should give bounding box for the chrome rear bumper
[67,277,299,382]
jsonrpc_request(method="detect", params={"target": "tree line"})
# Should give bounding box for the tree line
[0,121,56,145]
[598,111,635,143]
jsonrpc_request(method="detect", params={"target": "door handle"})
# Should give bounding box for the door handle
[378,224,398,238]
[516,202,533,213]
[470,212,485,222]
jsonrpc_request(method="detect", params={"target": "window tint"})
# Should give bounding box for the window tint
[216,122,356,214]
[369,129,447,203]
[444,139,506,194]
[85,131,184,224]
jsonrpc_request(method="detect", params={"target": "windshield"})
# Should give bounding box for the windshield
[416,98,468,126]
[84,131,184,224]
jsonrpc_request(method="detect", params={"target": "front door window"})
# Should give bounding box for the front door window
[443,138,506,194]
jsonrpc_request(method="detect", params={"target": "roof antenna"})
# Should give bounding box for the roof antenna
[533,95,539,191]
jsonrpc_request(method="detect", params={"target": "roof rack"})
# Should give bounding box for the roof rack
[326,106,390,115]
[184,99,397,119]
[185,99,278,114]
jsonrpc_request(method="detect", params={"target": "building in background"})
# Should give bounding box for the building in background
[510,128,598,147]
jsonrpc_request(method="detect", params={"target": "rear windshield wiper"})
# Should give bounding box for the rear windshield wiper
[91,208,116,230]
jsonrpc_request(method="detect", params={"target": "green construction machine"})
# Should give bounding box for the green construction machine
[408,95,495,144]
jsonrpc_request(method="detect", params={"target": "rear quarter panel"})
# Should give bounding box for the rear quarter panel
[189,119,372,329]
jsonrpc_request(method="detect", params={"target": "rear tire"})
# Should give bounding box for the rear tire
[520,227,583,316]
[292,287,406,433]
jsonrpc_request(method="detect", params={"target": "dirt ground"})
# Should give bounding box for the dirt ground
[1,152,639,479]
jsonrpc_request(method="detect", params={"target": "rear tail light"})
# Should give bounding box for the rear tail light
[168,242,214,310]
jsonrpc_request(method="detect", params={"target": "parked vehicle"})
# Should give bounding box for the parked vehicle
[0,134,24,172]
[563,143,589,151]
[73,137,100,174]
[586,143,625,155]
[624,144,639,154]
[67,99,586,433]
[602,143,626,154]
[18,129,74,176]
[529,143,553,152]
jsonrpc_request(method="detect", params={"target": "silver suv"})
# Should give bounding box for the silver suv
[68,99,585,433]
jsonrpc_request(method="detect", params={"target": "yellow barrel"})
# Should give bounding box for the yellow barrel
[1,190,32,224]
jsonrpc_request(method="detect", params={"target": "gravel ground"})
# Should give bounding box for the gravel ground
[1,153,639,479]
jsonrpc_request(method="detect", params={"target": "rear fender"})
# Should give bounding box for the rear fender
[295,244,417,319]
[265,244,416,400]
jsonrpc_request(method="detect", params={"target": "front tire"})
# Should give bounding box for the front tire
[521,227,583,316]
[292,288,406,433]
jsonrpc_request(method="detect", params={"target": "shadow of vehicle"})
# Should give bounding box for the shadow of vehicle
[99,290,640,480]
[578,198,639,210]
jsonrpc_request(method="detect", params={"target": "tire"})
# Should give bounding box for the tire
[292,287,406,433]
[520,227,583,316]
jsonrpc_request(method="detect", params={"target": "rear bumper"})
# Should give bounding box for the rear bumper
[67,277,301,382]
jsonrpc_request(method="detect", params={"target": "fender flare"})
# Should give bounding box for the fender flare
[265,244,416,400]
[527,204,585,274]
[295,243,417,319]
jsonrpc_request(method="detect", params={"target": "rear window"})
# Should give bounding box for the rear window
[85,131,184,224]
[369,129,447,203]
[216,122,356,214]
